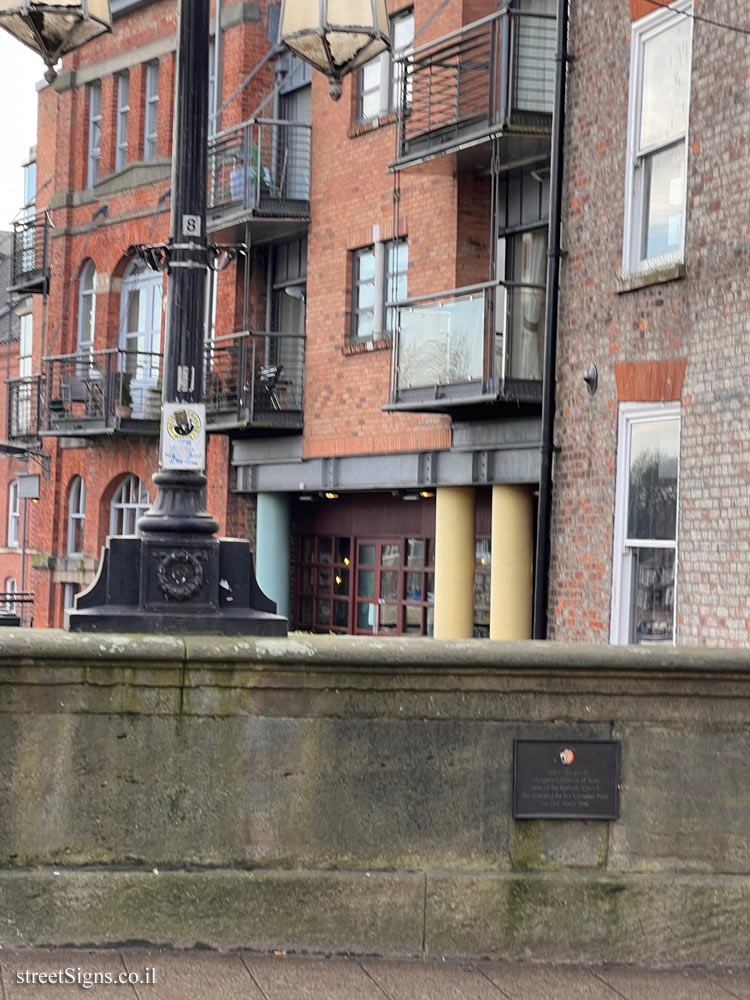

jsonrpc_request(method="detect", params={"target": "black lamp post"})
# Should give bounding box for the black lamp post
[67,0,286,634]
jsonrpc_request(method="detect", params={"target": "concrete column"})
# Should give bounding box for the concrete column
[490,484,533,640]
[434,486,476,639]
[256,493,291,620]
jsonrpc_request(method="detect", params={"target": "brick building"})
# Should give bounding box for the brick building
[548,0,750,645]
[1,0,557,636]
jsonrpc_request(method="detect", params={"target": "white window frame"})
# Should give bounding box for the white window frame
[87,81,102,186]
[357,8,414,122]
[116,71,130,171]
[67,476,86,556]
[7,481,19,548]
[109,474,151,537]
[351,236,407,343]
[611,402,680,645]
[77,260,96,367]
[4,578,17,613]
[622,0,692,276]
[144,61,159,160]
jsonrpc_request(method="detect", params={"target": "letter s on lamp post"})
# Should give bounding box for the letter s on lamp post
[278,0,390,100]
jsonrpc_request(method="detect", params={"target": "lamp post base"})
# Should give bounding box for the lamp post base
[66,534,287,636]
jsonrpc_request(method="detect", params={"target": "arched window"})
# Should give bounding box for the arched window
[77,260,96,364]
[4,578,17,613]
[119,259,163,417]
[67,476,86,555]
[109,474,151,537]
[7,481,19,548]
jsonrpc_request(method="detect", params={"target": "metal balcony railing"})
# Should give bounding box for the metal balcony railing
[44,349,164,433]
[7,374,44,440]
[396,6,556,165]
[390,279,545,405]
[204,331,305,430]
[10,211,50,293]
[208,118,312,224]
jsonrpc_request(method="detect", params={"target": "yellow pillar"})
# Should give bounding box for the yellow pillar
[434,486,476,639]
[490,484,533,639]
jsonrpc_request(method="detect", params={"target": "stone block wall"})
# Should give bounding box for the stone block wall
[1,632,750,964]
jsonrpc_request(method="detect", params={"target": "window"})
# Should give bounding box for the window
[77,261,96,367]
[87,81,102,186]
[296,534,434,635]
[109,474,151,537]
[611,405,680,645]
[624,2,692,273]
[63,583,81,612]
[67,476,86,555]
[144,61,159,160]
[4,578,17,613]
[18,313,32,378]
[63,583,81,611]
[357,9,414,121]
[116,71,130,171]
[119,259,163,416]
[352,238,407,342]
[7,481,19,548]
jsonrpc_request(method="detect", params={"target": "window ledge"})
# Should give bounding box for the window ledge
[342,337,392,357]
[617,261,686,294]
[348,111,398,139]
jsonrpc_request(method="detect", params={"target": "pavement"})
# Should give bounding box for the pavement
[2,950,750,999]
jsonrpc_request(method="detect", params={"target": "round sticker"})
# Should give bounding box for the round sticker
[166,407,201,441]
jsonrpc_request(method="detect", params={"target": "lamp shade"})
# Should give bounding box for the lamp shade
[279,0,390,99]
[0,0,111,79]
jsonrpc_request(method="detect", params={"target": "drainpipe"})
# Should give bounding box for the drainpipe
[532,0,569,640]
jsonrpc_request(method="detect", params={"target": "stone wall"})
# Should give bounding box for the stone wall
[1,631,750,965]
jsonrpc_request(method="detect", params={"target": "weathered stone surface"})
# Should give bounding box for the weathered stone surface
[426,872,750,966]
[0,870,424,954]
[1,633,750,962]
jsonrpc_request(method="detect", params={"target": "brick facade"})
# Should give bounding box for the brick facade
[549,0,750,646]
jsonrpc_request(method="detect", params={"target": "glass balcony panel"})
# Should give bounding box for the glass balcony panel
[397,293,485,390]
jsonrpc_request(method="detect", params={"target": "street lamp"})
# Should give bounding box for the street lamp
[0,0,111,82]
[278,0,390,100]
[67,0,286,634]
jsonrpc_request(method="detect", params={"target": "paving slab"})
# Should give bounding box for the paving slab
[0,949,138,999]
[362,958,506,999]
[594,967,737,1000]
[244,955,388,999]
[483,963,623,999]
[120,950,264,1000]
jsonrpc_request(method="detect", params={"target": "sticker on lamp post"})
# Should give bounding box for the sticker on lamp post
[161,402,206,471]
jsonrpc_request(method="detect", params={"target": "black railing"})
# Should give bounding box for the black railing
[390,279,544,405]
[396,7,556,164]
[204,331,305,429]
[44,349,164,432]
[10,211,50,293]
[208,118,312,223]
[7,374,44,439]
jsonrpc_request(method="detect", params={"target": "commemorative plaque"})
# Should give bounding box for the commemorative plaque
[513,739,620,820]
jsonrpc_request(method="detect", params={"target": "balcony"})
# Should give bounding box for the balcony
[43,349,164,436]
[394,7,556,169]
[388,280,544,413]
[207,118,311,240]
[7,375,44,441]
[9,212,50,294]
[204,331,305,433]
[38,333,305,438]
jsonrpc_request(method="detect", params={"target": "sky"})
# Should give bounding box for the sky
[0,30,42,231]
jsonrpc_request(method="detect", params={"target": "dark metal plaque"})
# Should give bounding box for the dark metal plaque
[513,740,620,820]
